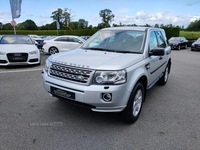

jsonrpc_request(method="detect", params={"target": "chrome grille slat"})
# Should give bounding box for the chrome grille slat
[49,64,92,84]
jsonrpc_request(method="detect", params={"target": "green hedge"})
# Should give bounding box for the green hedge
[1,28,199,41]
[0,29,99,36]
[161,27,180,40]
[180,31,200,41]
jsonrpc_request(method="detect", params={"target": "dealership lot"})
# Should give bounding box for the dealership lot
[0,49,200,150]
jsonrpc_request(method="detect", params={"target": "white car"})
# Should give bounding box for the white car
[0,34,40,66]
[42,35,86,54]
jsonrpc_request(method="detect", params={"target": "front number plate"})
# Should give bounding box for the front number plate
[50,87,75,99]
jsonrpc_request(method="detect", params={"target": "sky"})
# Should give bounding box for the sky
[0,0,200,28]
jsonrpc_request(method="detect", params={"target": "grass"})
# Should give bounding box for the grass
[180,31,200,41]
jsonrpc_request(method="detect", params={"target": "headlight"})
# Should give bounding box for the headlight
[93,70,126,85]
[44,59,52,73]
[0,51,6,55]
[29,50,38,55]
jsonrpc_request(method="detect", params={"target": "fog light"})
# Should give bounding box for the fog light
[102,93,112,102]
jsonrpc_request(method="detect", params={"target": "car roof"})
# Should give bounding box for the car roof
[100,26,161,32]
[1,34,30,37]
[57,35,80,38]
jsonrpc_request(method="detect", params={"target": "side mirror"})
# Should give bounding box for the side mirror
[149,48,165,56]
[78,40,83,44]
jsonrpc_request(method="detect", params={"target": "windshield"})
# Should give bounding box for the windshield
[169,37,181,41]
[81,30,145,53]
[0,35,34,44]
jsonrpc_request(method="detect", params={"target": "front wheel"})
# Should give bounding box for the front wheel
[121,82,145,123]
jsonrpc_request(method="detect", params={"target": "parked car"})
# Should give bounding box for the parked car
[168,37,188,50]
[42,35,86,55]
[191,38,200,51]
[42,27,171,123]
[28,34,44,51]
[0,34,40,66]
[80,36,91,40]
[28,34,42,42]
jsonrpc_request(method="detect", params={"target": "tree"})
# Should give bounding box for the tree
[50,8,73,29]
[154,24,159,28]
[186,19,200,31]
[2,23,13,30]
[63,8,73,29]
[97,23,106,29]
[78,19,88,29]
[0,22,3,29]
[17,19,37,30]
[99,9,115,27]
[51,8,64,29]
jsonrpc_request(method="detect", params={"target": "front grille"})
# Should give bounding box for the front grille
[194,44,200,50]
[7,53,28,62]
[49,64,93,84]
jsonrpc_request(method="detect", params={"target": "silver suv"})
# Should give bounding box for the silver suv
[42,27,171,123]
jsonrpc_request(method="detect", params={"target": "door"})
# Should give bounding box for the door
[147,31,168,86]
[54,37,71,51]
[68,37,83,49]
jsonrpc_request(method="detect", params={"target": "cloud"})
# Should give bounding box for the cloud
[0,10,11,17]
[39,15,50,19]
[112,11,200,28]
[186,0,200,6]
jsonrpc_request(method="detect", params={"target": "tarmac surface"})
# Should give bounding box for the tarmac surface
[0,49,200,150]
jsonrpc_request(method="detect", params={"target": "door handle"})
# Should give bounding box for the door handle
[159,56,163,60]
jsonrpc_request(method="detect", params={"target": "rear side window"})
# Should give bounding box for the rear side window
[55,37,69,42]
[69,37,80,43]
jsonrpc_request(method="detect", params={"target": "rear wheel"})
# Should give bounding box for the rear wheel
[178,45,181,50]
[185,44,188,49]
[121,82,145,123]
[49,47,59,55]
[158,64,169,85]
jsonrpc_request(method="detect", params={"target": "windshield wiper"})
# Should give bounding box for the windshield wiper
[83,47,142,54]
[83,47,111,51]
[113,50,141,54]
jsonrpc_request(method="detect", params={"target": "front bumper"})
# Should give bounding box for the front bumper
[0,53,40,66]
[191,45,200,51]
[42,69,130,112]
[170,44,178,49]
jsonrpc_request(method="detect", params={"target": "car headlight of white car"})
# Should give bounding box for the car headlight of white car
[44,59,52,73]
[0,51,6,55]
[29,50,38,55]
[93,70,126,85]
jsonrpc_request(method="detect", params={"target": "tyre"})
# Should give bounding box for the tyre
[185,44,187,49]
[49,47,59,55]
[121,82,145,123]
[158,64,169,85]
[177,45,181,50]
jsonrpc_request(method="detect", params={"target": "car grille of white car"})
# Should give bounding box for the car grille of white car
[49,64,93,84]
[7,53,28,62]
